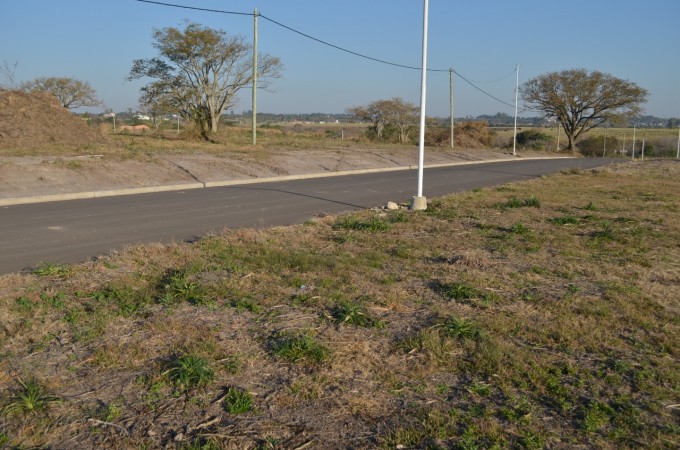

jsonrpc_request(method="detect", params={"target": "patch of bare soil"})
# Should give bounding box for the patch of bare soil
[0,146,539,200]
[0,89,105,149]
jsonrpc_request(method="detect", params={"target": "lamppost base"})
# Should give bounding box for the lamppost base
[410,196,427,211]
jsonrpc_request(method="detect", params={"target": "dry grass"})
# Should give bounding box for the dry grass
[0,160,678,448]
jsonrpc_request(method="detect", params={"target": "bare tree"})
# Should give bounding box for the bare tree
[385,97,419,144]
[20,77,102,109]
[347,97,418,143]
[520,69,648,153]
[129,22,282,140]
[139,94,174,132]
[347,101,388,141]
[0,61,19,89]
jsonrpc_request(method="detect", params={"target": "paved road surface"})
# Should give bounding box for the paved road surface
[0,158,617,274]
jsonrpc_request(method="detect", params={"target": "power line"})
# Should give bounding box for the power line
[461,68,518,84]
[260,14,516,109]
[453,70,516,109]
[259,14,425,71]
[133,0,520,110]
[134,0,251,16]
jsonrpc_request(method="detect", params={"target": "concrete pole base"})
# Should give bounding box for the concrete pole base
[410,196,427,211]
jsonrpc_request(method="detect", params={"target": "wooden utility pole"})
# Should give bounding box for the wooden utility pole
[450,67,454,149]
[252,8,258,145]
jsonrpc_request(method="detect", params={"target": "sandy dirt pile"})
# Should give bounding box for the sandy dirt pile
[0,89,105,149]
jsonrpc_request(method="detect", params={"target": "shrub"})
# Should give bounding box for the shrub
[577,134,620,157]
[514,129,553,150]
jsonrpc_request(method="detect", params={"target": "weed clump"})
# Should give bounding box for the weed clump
[270,332,330,364]
[2,378,59,417]
[496,196,541,209]
[222,387,254,414]
[331,300,384,328]
[164,354,215,391]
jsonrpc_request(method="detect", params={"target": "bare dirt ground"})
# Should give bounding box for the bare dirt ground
[0,89,560,201]
[0,146,532,200]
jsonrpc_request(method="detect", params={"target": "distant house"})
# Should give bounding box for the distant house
[133,114,150,121]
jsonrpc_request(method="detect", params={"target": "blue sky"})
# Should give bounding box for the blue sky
[1,0,678,118]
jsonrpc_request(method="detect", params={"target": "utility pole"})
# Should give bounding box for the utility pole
[677,127,679,159]
[556,122,560,151]
[252,8,258,146]
[450,67,454,149]
[410,0,429,211]
[512,64,519,156]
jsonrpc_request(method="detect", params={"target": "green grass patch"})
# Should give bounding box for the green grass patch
[269,332,331,364]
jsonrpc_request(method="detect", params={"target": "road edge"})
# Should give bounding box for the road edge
[0,156,573,207]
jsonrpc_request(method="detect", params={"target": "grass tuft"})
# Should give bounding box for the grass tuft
[440,317,482,342]
[2,378,59,417]
[496,195,541,209]
[164,354,215,391]
[222,387,254,414]
[32,262,72,278]
[332,300,383,328]
[270,332,331,364]
[434,281,479,301]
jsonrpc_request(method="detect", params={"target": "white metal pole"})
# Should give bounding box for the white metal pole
[252,8,258,146]
[622,134,626,155]
[411,0,429,211]
[632,125,636,159]
[512,64,519,156]
[450,66,454,149]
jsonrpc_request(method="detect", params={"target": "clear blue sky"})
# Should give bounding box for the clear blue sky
[1,0,678,118]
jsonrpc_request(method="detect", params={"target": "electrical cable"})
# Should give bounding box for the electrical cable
[134,0,520,110]
[134,0,251,16]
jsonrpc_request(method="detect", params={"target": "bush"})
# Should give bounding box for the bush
[577,135,620,157]
[425,121,494,147]
[459,121,494,146]
[514,129,553,150]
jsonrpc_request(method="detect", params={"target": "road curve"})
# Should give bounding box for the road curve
[0,158,617,274]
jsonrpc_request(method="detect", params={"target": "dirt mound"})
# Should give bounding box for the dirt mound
[0,89,105,149]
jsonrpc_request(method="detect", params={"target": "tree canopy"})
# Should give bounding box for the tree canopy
[347,97,418,143]
[20,77,101,109]
[520,69,648,153]
[129,22,282,140]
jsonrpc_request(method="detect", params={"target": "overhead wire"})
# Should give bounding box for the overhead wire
[133,0,520,110]
[134,0,252,16]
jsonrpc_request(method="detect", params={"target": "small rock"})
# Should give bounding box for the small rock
[386,201,399,210]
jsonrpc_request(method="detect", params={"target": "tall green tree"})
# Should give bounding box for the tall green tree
[129,22,282,140]
[520,69,648,153]
[20,77,101,109]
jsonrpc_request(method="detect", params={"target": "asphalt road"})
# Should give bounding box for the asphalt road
[0,158,617,274]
